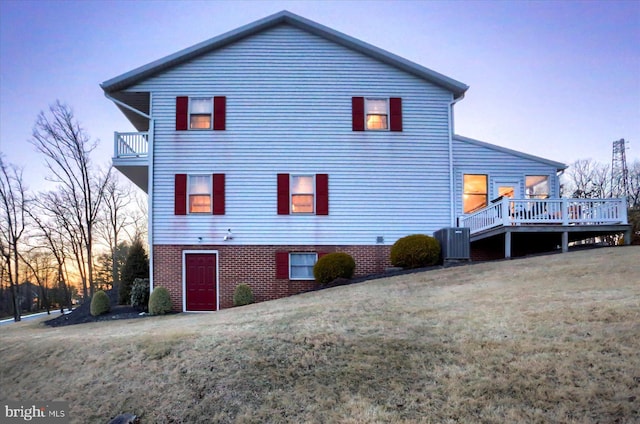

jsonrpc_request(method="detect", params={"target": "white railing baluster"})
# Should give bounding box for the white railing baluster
[113,132,149,158]
[460,197,628,235]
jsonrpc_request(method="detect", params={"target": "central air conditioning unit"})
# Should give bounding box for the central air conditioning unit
[434,227,470,262]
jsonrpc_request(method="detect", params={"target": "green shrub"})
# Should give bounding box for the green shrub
[233,284,255,307]
[90,290,110,316]
[390,234,441,269]
[130,278,150,310]
[149,287,172,315]
[313,252,356,285]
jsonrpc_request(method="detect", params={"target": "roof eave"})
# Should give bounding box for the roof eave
[101,10,468,98]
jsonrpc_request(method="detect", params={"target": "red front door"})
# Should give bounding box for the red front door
[185,253,217,311]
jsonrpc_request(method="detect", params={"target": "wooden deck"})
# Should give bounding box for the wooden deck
[459,198,632,258]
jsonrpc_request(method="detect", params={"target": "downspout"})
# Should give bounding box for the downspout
[448,94,465,227]
[148,114,154,292]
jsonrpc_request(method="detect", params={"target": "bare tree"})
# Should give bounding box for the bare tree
[26,195,75,313]
[20,248,54,314]
[627,160,640,208]
[30,101,111,300]
[0,156,27,321]
[565,159,611,199]
[96,174,133,292]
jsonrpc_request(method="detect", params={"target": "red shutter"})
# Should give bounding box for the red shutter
[277,173,290,215]
[175,174,187,215]
[275,252,289,279]
[176,97,188,131]
[352,97,365,131]
[390,97,402,132]
[318,252,329,259]
[316,174,329,215]
[213,96,226,130]
[212,173,225,215]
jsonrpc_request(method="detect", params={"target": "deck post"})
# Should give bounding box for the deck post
[562,198,569,225]
[502,199,510,227]
[505,231,511,259]
[561,231,568,253]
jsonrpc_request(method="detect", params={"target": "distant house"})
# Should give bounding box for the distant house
[102,11,630,312]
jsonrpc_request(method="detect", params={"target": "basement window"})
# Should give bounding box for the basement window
[289,253,317,280]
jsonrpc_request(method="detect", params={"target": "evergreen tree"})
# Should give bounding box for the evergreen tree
[118,238,149,304]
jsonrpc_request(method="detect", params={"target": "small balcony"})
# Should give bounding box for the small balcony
[112,132,149,193]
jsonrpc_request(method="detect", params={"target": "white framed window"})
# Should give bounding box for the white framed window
[526,176,550,199]
[291,175,315,214]
[290,253,317,280]
[463,174,488,213]
[188,175,212,213]
[365,98,389,130]
[189,97,213,129]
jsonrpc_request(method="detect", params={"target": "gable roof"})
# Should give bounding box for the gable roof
[454,135,567,171]
[101,10,468,98]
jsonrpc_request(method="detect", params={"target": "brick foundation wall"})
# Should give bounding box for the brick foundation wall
[153,244,392,311]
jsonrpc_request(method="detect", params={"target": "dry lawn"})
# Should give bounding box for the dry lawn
[1,247,639,423]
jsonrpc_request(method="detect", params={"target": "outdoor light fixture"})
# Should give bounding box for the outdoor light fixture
[223,229,233,241]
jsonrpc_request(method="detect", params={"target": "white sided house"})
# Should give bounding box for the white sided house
[102,11,631,312]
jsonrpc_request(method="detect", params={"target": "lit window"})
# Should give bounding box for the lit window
[526,176,550,199]
[463,174,488,213]
[365,98,388,130]
[290,253,317,280]
[291,175,314,213]
[190,98,213,129]
[189,175,211,213]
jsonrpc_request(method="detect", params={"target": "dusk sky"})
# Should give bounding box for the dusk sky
[1,0,638,191]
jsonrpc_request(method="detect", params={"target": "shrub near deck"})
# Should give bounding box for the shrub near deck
[390,234,441,268]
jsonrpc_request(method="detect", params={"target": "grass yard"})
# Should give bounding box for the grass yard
[1,247,639,423]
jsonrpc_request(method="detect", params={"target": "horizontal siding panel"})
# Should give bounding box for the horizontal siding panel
[130,25,455,245]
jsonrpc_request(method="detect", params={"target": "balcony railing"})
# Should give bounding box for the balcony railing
[114,132,148,158]
[459,197,628,235]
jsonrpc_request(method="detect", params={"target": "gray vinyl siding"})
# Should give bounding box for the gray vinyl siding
[452,137,561,220]
[129,24,454,245]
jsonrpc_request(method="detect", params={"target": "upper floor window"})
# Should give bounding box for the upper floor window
[277,173,329,215]
[189,175,212,213]
[174,173,225,215]
[365,98,388,130]
[190,98,213,129]
[526,176,550,199]
[352,97,402,132]
[463,174,488,213]
[176,96,226,131]
[291,175,315,214]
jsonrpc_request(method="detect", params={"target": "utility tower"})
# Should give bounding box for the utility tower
[610,138,629,198]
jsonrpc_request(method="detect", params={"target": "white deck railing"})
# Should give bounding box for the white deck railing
[114,132,148,158]
[459,198,628,235]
